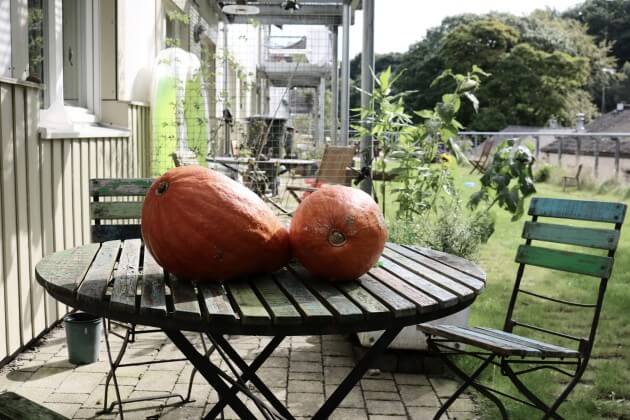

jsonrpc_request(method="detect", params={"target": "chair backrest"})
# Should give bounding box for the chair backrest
[171,149,199,167]
[504,197,626,356]
[476,138,495,165]
[315,145,355,185]
[90,178,153,242]
[575,164,583,178]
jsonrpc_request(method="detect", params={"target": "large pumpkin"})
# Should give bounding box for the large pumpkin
[141,165,290,282]
[290,185,387,281]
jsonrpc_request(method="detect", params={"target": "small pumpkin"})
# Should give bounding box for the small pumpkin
[141,165,290,282]
[290,185,387,281]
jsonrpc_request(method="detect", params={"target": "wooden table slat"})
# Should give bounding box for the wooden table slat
[290,265,363,323]
[382,247,475,296]
[169,275,202,321]
[369,267,439,312]
[77,241,121,308]
[139,248,167,319]
[36,243,101,300]
[275,270,333,322]
[338,282,391,321]
[226,281,271,325]
[198,283,240,324]
[109,239,142,314]
[405,245,485,280]
[389,244,485,291]
[356,274,416,318]
[377,258,458,306]
[252,275,302,325]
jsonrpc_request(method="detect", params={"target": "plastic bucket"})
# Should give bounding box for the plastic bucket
[63,312,102,364]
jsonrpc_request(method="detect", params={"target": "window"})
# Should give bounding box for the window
[27,0,45,84]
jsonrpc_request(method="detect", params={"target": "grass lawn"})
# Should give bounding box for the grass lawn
[377,168,630,419]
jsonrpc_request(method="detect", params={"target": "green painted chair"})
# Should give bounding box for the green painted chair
[419,197,626,419]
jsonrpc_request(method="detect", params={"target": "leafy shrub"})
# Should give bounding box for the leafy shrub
[534,163,553,182]
[388,199,495,260]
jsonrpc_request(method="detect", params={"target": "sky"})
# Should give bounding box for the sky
[348,0,585,58]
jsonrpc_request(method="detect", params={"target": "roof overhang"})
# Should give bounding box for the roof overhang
[216,0,361,26]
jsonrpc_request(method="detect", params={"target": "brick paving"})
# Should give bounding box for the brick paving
[0,324,477,419]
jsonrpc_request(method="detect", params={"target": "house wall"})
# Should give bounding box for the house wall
[0,78,151,363]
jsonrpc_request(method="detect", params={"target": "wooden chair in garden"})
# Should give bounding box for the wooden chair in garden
[285,145,355,203]
[469,138,495,174]
[562,164,583,191]
[90,178,209,416]
[419,197,626,419]
[171,148,199,167]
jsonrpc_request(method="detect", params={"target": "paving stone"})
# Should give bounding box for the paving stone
[290,361,322,373]
[323,366,352,384]
[330,407,369,420]
[288,379,324,393]
[324,355,355,367]
[27,367,73,388]
[287,392,325,417]
[364,391,401,401]
[119,390,165,418]
[177,365,207,385]
[361,379,397,392]
[160,405,205,419]
[430,376,460,398]
[0,370,34,391]
[408,405,448,420]
[147,360,187,372]
[325,385,364,408]
[257,367,288,387]
[263,356,289,368]
[448,411,477,420]
[290,371,323,381]
[394,373,430,386]
[323,340,353,356]
[99,375,139,386]
[369,416,408,420]
[135,370,178,392]
[171,383,211,407]
[45,392,90,404]
[366,399,406,415]
[291,351,322,362]
[72,407,117,419]
[74,360,111,373]
[443,397,475,412]
[57,372,105,394]
[399,385,440,407]
[13,386,53,404]
[45,403,82,418]
[83,384,134,408]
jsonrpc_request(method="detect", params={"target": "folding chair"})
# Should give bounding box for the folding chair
[285,145,355,204]
[90,178,212,418]
[419,197,626,419]
[562,164,583,191]
[469,138,495,174]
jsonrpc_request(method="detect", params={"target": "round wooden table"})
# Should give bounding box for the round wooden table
[36,240,485,420]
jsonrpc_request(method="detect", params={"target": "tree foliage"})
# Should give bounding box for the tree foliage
[389,10,614,130]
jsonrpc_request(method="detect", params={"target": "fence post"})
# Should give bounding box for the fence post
[594,137,599,178]
[558,137,563,167]
[576,137,581,165]
[615,137,620,178]
[535,136,540,160]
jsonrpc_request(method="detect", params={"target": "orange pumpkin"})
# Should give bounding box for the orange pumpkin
[141,166,290,282]
[290,185,387,281]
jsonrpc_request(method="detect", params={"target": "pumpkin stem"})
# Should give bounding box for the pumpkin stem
[328,230,347,247]
[156,181,169,196]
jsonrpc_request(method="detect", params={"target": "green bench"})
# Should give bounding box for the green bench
[0,392,69,419]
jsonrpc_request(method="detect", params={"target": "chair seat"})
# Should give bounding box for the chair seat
[418,324,580,358]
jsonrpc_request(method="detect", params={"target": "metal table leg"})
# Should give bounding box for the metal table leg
[204,334,291,420]
[312,326,404,420]
[165,329,258,420]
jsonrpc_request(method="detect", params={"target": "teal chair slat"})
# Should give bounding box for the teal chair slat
[529,197,626,223]
[522,221,620,250]
[91,202,144,220]
[90,178,153,196]
[515,245,613,278]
